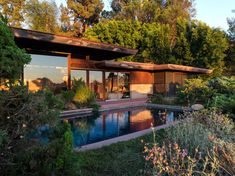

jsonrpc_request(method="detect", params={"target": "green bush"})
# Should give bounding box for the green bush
[144,109,235,175]
[0,15,31,85]
[73,85,96,107]
[60,90,75,104]
[177,77,235,121]
[150,93,176,105]
[72,78,97,108]
[177,78,214,106]
[210,94,235,121]
[0,86,80,175]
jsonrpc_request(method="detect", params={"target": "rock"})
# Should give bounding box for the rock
[191,104,204,111]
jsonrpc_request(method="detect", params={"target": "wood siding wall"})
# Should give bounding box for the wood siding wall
[130,71,153,84]
[154,71,189,96]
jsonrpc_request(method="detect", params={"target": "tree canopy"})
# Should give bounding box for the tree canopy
[0,0,26,27]
[24,0,59,33]
[0,15,31,84]
[84,19,228,71]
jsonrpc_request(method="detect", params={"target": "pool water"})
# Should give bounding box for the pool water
[68,107,181,147]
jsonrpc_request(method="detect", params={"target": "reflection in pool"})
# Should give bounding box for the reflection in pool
[68,107,181,147]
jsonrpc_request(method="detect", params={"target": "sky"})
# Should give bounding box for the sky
[56,0,235,31]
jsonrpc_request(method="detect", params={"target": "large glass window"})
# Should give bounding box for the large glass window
[118,73,130,98]
[24,54,67,93]
[105,72,130,100]
[90,71,103,99]
[71,70,87,87]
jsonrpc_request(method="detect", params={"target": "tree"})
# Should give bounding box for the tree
[24,0,59,33]
[67,0,104,36]
[225,17,235,75]
[0,15,31,85]
[190,21,228,72]
[0,0,26,27]
[84,19,229,71]
[60,4,71,32]
[84,20,142,61]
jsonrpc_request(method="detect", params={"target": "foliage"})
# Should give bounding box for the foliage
[0,17,31,84]
[60,90,75,104]
[177,76,235,120]
[84,20,142,56]
[0,0,26,27]
[109,0,194,24]
[66,0,104,35]
[73,85,96,108]
[84,19,228,70]
[177,78,214,105]
[24,0,59,33]
[166,117,213,155]
[211,94,235,121]
[144,141,224,175]
[144,109,235,175]
[0,86,79,175]
[166,109,235,154]
[12,122,80,176]
[149,93,176,105]
[77,129,165,176]
[72,78,97,108]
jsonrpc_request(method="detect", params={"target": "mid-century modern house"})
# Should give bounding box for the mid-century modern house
[12,27,212,100]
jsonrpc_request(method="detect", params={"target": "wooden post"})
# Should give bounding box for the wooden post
[68,54,71,89]
[102,71,106,100]
[86,55,90,86]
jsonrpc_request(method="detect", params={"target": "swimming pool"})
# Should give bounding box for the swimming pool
[68,107,182,147]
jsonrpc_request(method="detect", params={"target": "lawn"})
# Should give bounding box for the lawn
[76,129,165,176]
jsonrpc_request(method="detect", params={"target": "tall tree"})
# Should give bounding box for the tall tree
[225,17,235,75]
[84,19,228,72]
[0,0,26,27]
[24,0,59,33]
[67,0,104,36]
[60,4,71,32]
[0,15,31,85]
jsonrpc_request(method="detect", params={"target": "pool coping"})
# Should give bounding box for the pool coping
[74,121,179,152]
[60,103,191,119]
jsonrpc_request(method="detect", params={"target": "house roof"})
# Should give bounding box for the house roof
[96,61,213,74]
[11,27,138,60]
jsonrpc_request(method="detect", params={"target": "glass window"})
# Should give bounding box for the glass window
[118,73,130,98]
[90,71,103,99]
[105,72,130,100]
[71,70,87,86]
[24,54,67,93]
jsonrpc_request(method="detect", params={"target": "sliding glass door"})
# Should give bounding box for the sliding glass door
[90,71,103,100]
[105,72,130,100]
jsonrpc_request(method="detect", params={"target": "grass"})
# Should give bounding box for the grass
[76,129,165,176]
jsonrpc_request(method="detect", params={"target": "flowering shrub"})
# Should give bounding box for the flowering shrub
[143,109,235,175]
[143,141,224,175]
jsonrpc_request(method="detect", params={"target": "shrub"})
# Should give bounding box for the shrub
[60,90,75,104]
[73,85,96,107]
[149,93,176,105]
[210,94,235,121]
[143,140,230,175]
[177,78,214,106]
[0,15,31,85]
[72,78,97,108]
[0,86,79,175]
[144,109,235,175]
[165,117,213,155]
[177,77,235,121]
